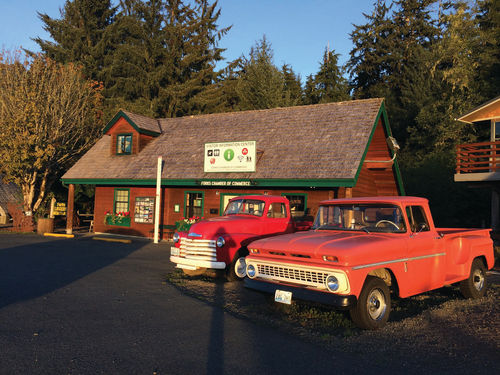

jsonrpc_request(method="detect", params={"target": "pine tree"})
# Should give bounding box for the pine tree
[476,0,500,99]
[347,0,393,99]
[157,0,230,117]
[34,0,116,82]
[281,64,303,106]
[236,36,286,110]
[303,48,350,105]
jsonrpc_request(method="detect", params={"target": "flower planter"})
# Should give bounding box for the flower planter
[105,216,131,227]
[37,218,54,234]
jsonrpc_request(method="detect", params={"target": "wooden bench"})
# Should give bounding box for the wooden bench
[149,224,177,240]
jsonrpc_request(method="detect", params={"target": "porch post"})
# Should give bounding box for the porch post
[345,187,353,198]
[66,184,75,234]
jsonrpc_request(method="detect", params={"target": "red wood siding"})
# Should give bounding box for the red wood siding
[105,117,154,155]
[93,186,339,238]
[352,119,399,197]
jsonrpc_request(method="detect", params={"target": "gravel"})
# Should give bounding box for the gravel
[166,269,500,373]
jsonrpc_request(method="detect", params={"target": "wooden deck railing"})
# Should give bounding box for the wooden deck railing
[456,141,500,173]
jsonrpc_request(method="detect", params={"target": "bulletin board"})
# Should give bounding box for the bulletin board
[134,197,154,223]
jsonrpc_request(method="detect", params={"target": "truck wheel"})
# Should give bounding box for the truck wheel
[350,276,391,330]
[460,259,487,299]
[226,249,248,281]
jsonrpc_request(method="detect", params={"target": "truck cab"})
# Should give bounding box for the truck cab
[170,195,311,280]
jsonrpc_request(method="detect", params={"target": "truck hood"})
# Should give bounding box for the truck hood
[249,230,406,266]
[187,215,264,239]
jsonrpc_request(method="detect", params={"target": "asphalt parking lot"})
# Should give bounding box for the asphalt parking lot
[0,233,497,374]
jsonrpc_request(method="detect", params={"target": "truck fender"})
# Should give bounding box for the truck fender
[366,268,400,296]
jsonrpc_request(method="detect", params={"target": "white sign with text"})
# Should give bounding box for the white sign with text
[204,141,256,173]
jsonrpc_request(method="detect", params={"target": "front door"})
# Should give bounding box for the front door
[184,191,203,219]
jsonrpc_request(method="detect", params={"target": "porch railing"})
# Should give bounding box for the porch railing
[456,141,500,173]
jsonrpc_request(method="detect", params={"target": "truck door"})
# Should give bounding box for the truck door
[404,205,445,295]
[266,202,293,234]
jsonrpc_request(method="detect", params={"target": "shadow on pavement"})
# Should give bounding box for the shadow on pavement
[0,234,146,309]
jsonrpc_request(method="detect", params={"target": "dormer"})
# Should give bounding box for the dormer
[102,110,162,155]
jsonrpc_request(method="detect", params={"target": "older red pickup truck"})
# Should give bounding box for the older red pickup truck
[243,196,494,329]
[170,195,311,280]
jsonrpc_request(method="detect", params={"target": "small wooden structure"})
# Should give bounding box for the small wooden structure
[455,96,500,230]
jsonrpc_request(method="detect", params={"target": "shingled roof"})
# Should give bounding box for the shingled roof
[103,110,162,135]
[62,98,388,185]
[0,175,21,210]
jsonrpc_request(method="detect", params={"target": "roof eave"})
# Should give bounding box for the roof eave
[102,110,161,136]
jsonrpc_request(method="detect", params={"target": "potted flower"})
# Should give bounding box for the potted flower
[105,210,131,226]
[175,216,203,232]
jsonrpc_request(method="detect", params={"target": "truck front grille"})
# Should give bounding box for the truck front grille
[252,261,329,290]
[179,237,217,262]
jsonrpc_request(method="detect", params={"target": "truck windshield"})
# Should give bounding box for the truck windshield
[313,204,406,233]
[224,199,266,217]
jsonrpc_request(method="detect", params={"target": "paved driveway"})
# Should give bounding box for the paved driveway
[1,233,492,374]
[0,233,370,374]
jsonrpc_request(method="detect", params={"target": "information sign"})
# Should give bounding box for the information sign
[204,141,256,173]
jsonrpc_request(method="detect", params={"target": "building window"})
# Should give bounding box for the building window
[495,121,500,141]
[117,134,132,154]
[267,203,287,218]
[184,191,204,218]
[134,197,154,223]
[282,193,307,218]
[114,189,130,214]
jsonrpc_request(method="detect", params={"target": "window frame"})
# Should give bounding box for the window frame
[405,205,430,233]
[116,133,133,155]
[113,188,130,215]
[281,193,308,218]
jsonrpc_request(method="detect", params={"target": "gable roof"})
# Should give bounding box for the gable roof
[103,110,162,135]
[457,95,500,124]
[62,98,397,188]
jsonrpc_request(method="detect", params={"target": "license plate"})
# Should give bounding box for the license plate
[274,290,292,305]
[170,247,180,257]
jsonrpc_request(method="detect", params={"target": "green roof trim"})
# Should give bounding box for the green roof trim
[61,177,356,188]
[354,101,406,196]
[102,110,161,136]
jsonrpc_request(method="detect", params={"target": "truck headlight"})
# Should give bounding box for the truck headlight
[247,264,256,278]
[216,236,225,248]
[173,232,180,244]
[325,275,339,292]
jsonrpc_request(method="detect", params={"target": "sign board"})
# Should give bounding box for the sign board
[204,141,256,173]
[199,180,252,187]
[53,202,66,216]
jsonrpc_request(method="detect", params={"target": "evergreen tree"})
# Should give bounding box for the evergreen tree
[34,0,116,82]
[281,64,303,106]
[236,36,286,110]
[304,49,350,104]
[476,0,500,100]
[347,0,393,99]
[35,0,229,118]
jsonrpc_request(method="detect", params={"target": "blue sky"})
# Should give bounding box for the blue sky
[0,0,377,80]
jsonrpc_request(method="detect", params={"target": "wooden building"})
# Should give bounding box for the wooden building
[455,96,500,231]
[0,175,21,225]
[61,98,404,237]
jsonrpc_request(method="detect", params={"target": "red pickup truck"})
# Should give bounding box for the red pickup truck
[243,196,494,329]
[170,195,311,280]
